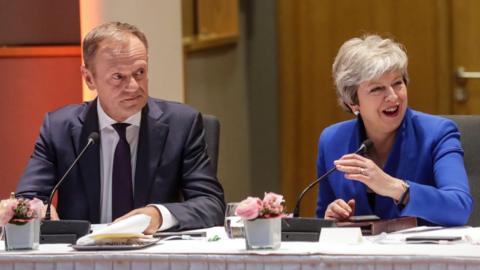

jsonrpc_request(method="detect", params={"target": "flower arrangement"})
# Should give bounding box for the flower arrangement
[0,193,44,226]
[235,192,285,220]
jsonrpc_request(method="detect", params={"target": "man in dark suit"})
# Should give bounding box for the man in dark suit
[16,22,225,233]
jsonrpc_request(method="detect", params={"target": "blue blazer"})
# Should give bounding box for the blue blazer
[316,108,472,226]
[16,97,225,230]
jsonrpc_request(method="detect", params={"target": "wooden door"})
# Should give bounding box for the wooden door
[278,0,451,217]
[452,0,480,114]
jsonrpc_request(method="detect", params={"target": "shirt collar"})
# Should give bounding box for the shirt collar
[97,99,141,130]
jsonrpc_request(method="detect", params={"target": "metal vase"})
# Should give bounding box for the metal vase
[4,218,40,251]
[244,217,281,250]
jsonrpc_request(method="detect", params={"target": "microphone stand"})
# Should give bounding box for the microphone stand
[292,166,336,218]
[282,139,373,242]
[45,136,96,220]
[40,133,99,244]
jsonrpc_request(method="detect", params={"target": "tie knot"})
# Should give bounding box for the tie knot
[112,123,130,140]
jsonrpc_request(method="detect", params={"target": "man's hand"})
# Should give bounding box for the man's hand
[114,206,163,235]
[42,204,60,220]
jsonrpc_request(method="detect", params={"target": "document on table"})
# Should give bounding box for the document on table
[76,214,153,246]
[366,226,476,244]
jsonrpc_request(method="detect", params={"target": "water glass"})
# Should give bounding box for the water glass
[224,202,244,238]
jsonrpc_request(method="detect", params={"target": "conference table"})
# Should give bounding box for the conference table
[1,226,480,270]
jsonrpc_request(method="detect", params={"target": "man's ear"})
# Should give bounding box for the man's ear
[81,66,96,90]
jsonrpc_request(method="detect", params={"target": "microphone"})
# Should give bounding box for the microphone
[45,132,100,220]
[281,139,373,242]
[40,132,99,244]
[292,139,373,217]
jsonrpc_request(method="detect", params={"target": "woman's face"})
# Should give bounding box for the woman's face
[354,70,408,137]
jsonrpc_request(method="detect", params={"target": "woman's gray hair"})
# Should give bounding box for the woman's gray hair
[332,34,409,112]
[82,21,148,71]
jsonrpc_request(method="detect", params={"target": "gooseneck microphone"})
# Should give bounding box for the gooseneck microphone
[292,139,373,217]
[45,132,100,220]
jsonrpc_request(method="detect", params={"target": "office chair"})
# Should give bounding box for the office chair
[202,114,220,174]
[443,115,480,226]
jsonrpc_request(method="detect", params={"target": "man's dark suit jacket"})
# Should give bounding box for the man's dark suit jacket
[16,97,225,231]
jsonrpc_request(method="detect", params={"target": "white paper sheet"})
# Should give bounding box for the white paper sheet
[76,214,151,245]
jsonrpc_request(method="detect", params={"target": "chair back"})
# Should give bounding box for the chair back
[202,114,220,174]
[443,115,480,226]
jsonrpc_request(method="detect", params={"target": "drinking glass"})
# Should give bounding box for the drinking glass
[224,202,244,238]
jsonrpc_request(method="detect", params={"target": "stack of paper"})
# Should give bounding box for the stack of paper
[76,214,153,246]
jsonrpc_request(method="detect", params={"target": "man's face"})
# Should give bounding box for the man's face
[82,35,148,122]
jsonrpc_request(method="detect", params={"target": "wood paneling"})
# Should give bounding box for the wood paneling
[0,0,80,45]
[0,57,82,199]
[197,0,238,38]
[452,0,480,114]
[182,0,239,52]
[183,34,238,53]
[278,0,451,217]
[0,46,80,58]
[182,0,195,38]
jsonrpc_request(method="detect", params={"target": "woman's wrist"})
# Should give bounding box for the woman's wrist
[391,179,407,201]
[392,179,410,205]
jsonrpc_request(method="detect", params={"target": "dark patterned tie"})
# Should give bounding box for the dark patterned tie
[111,123,133,220]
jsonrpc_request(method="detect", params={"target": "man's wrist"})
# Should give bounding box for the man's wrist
[147,205,163,225]
[150,204,179,231]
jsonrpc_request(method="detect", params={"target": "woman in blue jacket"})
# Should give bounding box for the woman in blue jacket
[316,35,472,226]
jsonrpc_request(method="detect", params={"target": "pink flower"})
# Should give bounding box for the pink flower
[262,192,284,217]
[235,192,286,220]
[29,198,45,217]
[0,196,45,225]
[235,197,262,220]
[0,199,17,226]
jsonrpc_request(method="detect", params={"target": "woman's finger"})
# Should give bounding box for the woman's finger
[331,200,353,217]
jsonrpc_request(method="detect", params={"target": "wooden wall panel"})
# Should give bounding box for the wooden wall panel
[452,0,480,114]
[0,0,80,45]
[279,0,451,216]
[0,56,82,199]
[197,0,238,38]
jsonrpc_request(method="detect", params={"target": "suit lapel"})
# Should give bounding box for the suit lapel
[134,99,169,207]
[71,100,101,223]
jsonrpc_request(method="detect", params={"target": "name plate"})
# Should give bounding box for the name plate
[319,227,363,244]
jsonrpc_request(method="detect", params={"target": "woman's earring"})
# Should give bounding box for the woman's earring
[353,111,360,117]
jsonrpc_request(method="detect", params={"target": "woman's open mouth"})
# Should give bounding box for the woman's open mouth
[383,105,400,117]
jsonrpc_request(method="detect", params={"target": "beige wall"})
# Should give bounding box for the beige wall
[185,8,251,203]
[185,45,251,203]
[185,1,280,202]
[79,0,184,102]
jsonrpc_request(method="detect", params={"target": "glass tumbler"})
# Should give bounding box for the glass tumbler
[224,202,244,238]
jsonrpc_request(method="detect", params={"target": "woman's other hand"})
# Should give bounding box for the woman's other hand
[325,198,355,220]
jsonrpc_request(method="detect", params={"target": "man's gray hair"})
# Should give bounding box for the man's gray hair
[332,34,409,112]
[82,21,148,71]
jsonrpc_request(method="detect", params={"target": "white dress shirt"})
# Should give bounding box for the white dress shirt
[97,100,178,230]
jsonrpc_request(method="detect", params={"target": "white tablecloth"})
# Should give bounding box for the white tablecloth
[1,226,480,270]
